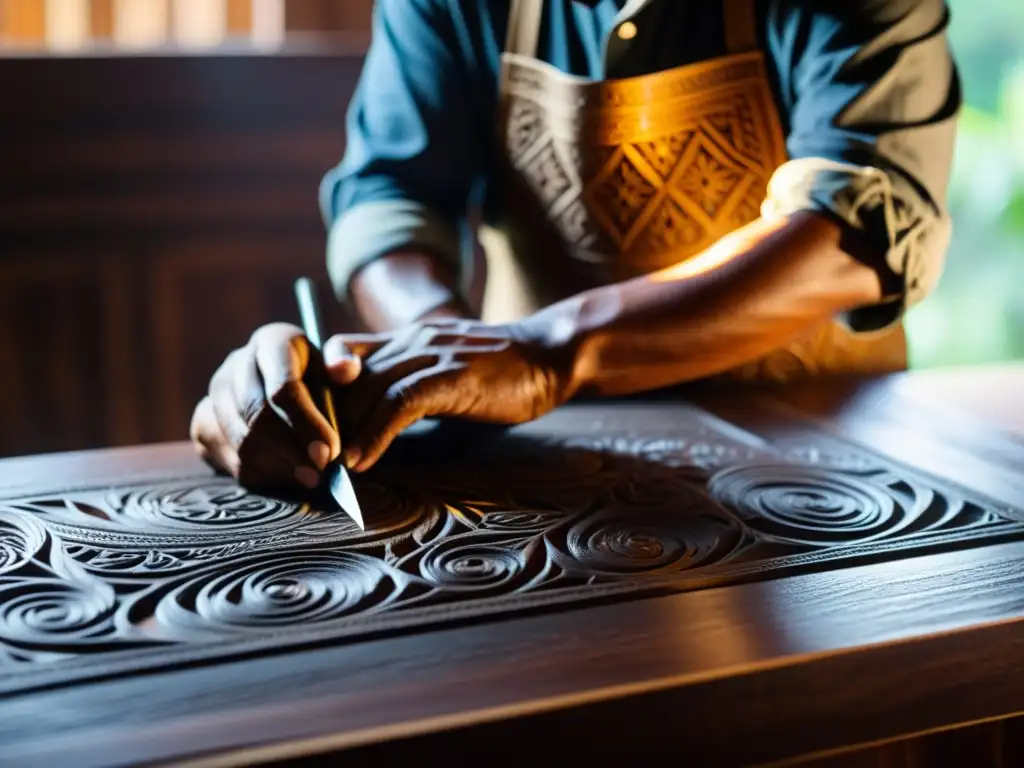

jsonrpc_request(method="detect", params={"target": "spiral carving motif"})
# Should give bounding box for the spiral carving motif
[549,510,743,578]
[708,462,906,546]
[0,578,117,647]
[154,551,399,637]
[408,538,526,593]
[1,404,1022,689]
[106,480,302,532]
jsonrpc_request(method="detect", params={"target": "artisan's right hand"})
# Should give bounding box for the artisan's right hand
[189,323,362,490]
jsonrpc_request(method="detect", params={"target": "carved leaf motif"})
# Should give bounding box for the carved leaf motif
[481,510,563,533]
[588,149,658,242]
[633,130,695,180]
[630,197,704,256]
[0,511,48,575]
[676,145,744,218]
[68,546,186,573]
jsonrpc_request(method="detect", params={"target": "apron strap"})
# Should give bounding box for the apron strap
[505,0,544,58]
[722,0,758,54]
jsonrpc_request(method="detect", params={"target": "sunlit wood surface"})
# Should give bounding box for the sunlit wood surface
[0,368,1021,766]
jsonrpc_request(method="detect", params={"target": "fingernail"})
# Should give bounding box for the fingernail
[308,440,331,470]
[294,466,320,489]
[343,446,361,470]
[322,340,345,367]
[328,357,361,385]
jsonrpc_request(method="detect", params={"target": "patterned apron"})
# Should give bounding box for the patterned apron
[477,0,907,383]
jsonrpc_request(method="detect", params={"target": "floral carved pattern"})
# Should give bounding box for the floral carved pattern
[677,145,745,218]
[501,52,787,273]
[1,404,1022,695]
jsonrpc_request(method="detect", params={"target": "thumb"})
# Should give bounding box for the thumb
[332,331,392,359]
[323,334,364,385]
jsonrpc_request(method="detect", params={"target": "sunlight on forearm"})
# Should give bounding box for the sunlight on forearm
[647,217,784,284]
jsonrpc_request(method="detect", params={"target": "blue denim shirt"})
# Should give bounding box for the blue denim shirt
[320,0,960,330]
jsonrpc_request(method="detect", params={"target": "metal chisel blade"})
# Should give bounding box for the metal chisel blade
[294,276,366,531]
[328,462,364,530]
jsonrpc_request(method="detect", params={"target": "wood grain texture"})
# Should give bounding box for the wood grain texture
[0,253,138,453]
[901,364,1024,436]
[748,375,1024,514]
[3,400,1021,695]
[0,369,1023,767]
[2,535,1023,767]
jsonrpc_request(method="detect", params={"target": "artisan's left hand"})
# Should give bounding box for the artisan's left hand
[322,318,575,472]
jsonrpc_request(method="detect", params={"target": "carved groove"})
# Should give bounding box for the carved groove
[1,405,1022,695]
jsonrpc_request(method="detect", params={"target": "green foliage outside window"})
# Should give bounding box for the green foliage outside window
[906,1,1024,366]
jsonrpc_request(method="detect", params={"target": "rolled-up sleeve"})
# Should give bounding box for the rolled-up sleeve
[319,0,485,303]
[761,0,961,331]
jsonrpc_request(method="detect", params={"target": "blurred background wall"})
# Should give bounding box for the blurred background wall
[0,0,1020,458]
[0,0,371,456]
[904,0,1024,368]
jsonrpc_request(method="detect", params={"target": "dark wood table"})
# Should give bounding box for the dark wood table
[1,365,1022,767]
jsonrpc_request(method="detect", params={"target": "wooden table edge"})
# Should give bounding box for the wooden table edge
[3,537,1023,767]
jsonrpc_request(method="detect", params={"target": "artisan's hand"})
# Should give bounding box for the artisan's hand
[190,323,362,489]
[323,318,575,472]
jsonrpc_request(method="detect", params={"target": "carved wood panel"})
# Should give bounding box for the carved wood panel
[2,401,1022,696]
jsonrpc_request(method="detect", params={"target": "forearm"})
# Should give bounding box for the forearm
[349,251,474,332]
[529,211,882,397]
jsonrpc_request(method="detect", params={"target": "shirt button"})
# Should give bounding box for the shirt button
[617,21,638,40]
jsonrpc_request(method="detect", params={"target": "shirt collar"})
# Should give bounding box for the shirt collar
[612,0,652,24]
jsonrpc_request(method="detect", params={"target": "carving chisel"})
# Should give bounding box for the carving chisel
[294,277,365,530]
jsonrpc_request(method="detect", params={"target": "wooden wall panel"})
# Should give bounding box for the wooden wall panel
[225,0,251,34]
[0,254,138,455]
[0,0,45,42]
[336,0,373,32]
[90,0,114,38]
[0,50,364,457]
[284,0,372,33]
[148,236,336,441]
